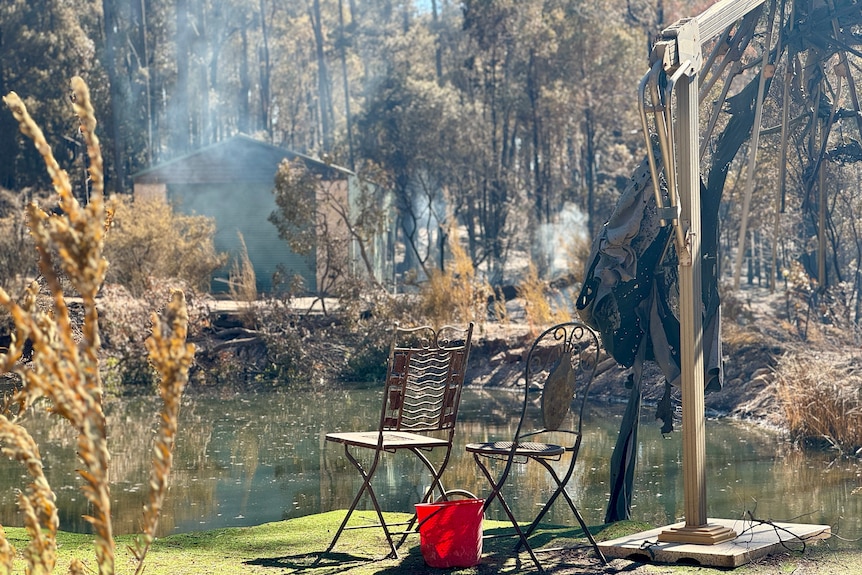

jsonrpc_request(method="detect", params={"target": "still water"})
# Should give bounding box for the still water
[0,388,859,542]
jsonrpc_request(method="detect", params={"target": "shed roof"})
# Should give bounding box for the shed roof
[132,134,353,185]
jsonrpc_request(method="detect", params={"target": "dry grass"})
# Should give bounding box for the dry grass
[721,321,766,347]
[0,78,194,575]
[773,348,862,454]
[419,229,490,326]
[132,291,194,574]
[229,232,258,303]
[228,232,258,327]
[0,189,36,295]
[517,263,570,333]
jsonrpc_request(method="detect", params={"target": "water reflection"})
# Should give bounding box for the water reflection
[0,389,857,543]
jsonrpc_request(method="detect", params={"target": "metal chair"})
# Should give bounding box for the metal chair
[324,323,474,559]
[466,321,607,571]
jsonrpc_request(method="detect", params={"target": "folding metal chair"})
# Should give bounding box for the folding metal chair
[324,323,474,558]
[466,321,607,571]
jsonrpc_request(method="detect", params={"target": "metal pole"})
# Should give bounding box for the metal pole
[646,0,769,544]
[678,72,708,529]
[657,27,735,549]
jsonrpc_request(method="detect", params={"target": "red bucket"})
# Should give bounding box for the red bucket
[415,498,484,568]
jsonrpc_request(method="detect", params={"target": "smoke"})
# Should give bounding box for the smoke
[535,202,589,278]
[396,170,447,278]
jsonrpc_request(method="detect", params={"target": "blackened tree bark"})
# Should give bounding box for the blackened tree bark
[430,0,442,82]
[101,0,129,191]
[259,0,272,139]
[0,28,17,190]
[309,0,334,151]
[239,23,251,134]
[173,0,191,154]
[583,106,598,237]
[337,0,354,168]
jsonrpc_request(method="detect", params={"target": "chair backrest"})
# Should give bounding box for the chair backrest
[380,323,474,434]
[515,321,601,440]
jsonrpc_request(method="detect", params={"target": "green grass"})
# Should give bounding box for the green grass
[3,512,850,574]
[4,511,611,574]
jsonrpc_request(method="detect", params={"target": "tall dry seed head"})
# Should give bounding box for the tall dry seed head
[0,78,193,575]
[132,289,193,574]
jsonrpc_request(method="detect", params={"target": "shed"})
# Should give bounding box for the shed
[132,134,393,294]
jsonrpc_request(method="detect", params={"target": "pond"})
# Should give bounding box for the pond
[0,388,859,544]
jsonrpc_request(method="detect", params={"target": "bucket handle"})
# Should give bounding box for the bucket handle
[416,489,482,531]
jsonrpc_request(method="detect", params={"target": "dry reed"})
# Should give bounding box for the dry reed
[517,262,570,333]
[1,77,193,575]
[132,290,194,573]
[773,349,862,454]
[228,232,258,327]
[419,227,490,326]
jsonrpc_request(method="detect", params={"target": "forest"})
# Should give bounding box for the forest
[2,0,862,329]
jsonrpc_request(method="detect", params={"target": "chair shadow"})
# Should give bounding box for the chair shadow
[243,550,380,573]
[241,526,612,575]
[481,522,594,549]
[475,524,608,573]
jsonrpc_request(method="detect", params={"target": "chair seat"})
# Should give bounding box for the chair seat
[465,440,565,458]
[326,430,450,450]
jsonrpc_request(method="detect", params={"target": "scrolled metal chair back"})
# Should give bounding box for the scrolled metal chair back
[520,321,601,436]
[381,324,473,433]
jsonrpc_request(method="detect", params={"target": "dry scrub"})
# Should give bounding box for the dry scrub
[103,195,225,297]
[420,229,491,325]
[773,348,862,454]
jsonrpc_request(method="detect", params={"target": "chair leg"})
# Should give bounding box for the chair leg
[516,458,567,545]
[410,446,451,503]
[557,482,608,565]
[394,447,451,549]
[545,452,607,565]
[324,477,368,554]
[474,455,545,573]
[324,445,399,559]
[514,458,607,566]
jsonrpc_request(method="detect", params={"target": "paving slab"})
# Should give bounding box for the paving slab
[598,518,831,568]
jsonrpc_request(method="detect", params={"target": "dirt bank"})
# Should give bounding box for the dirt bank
[463,316,784,420]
